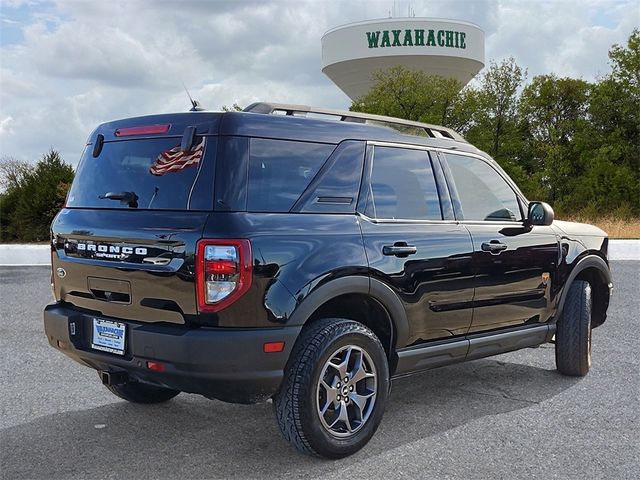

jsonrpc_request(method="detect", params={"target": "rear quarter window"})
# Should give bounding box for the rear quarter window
[247,138,335,212]
[67,137,212,210]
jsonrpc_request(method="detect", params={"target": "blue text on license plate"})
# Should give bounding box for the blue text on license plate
[91,318,126,355]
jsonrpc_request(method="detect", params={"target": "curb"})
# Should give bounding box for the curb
[1,240,638,266]
[607,239,640,261]
[0,244,51,266]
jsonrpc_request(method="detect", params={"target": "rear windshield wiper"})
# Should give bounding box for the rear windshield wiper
[99,191,139,208]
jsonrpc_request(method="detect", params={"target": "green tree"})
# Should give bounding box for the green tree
[1,150,74,242]
[577,29,640,216]
[518,75,591,209]
[222,103,243,112]
[342,33,639,219]
[609,28,640,91]
[466,57,526,161]
[0,157,33,191]
[0,158,34,242]
[350,66,464,127]
[459,58,530,193]
[442,86,482,135]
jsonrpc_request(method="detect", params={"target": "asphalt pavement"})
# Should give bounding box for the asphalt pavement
[1,263,638,479]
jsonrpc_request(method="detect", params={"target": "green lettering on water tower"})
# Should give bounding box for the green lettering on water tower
[365,28,468,50]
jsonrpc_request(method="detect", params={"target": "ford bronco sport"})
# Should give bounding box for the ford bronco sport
[45,102,612,458]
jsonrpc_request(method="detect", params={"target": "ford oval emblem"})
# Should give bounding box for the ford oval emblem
[56,267,66,279]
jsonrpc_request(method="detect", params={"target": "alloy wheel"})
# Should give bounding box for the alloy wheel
[316,345,377,438]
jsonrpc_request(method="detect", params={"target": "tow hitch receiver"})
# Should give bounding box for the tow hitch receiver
[99,370,128,386]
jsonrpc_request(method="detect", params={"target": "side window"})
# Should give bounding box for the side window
[444,154,521,221]
[247,139,335,212]
[366,146,441,220]
[297,141,365,213]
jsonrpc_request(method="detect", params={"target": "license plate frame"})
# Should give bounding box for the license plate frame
[91,318,126,355]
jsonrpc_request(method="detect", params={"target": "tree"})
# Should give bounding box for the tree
[344,33,638,220]
[350,66,464,127]
[466,57,526,161]
[609,28,640,91]
[575,29,640,216]
[222,103,243,112]
[0,157,33,191]
[1,150,74,242]
[455,58,530,193]
[444,86,481,135]
[517,75,591,208]
[0,157,34,242]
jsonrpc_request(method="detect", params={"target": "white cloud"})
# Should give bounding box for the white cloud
[1,0,43,7]
[485,0,637,81]
[0,0,636,164]
[0,116,15,136]
[0,67,42,98]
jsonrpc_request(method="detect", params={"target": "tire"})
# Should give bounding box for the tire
[555,280,592,376]
[102,377,180,404]
[274,318,389,459]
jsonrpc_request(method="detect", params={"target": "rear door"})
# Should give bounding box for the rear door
[359,143,475,347]
[440,152,560,333]
[52,131,216,325]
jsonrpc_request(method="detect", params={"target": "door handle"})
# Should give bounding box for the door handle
[383,243,417,257]
[481,241,508,254]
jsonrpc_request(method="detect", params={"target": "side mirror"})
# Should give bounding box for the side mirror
[525,201,554,227]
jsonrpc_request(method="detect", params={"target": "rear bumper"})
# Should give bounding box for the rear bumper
[44,304,301,403]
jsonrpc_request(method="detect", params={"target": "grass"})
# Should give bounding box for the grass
[560,216,640,239]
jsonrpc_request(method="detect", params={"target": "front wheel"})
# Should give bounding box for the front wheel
[274,318,389,459]
[555,280,592,376]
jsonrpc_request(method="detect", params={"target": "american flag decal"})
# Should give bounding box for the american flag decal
[149,137,205,176]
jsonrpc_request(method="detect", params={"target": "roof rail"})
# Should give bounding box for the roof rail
[242,102,466,142]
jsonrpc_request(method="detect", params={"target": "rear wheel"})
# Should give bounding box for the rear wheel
[274,318,389,459]
[555,280,592,376]
[102,377,180,404]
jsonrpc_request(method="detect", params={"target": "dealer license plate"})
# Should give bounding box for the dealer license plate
[91,318,126,355]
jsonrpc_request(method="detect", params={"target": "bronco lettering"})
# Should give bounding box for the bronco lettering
[75,243,147,256]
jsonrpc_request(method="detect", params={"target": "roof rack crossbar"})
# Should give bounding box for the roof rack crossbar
[242,102,465,142]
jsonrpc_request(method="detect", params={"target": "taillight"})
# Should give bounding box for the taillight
[196,240,252,313]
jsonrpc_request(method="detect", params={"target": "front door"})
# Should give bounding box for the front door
[441,152,560,333]
[359,144,475,347]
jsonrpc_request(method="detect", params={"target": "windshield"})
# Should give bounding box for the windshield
[67,137,208,210]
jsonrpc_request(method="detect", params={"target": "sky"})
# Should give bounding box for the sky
[0,0,638,165]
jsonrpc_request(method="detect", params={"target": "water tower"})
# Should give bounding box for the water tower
[321,18,485,100]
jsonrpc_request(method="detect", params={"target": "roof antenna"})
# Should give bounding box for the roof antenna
[182,83,204,111]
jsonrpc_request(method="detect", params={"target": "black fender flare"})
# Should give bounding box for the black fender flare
[369,277,410,349]
[287,275,410,351]
[555,255,612,322]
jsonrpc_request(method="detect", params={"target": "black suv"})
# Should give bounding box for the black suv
[45,102,612,458]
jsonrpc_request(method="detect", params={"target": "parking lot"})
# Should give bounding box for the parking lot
[1,262,638,479]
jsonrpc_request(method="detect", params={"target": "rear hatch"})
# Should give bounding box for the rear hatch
[51,113,220,324]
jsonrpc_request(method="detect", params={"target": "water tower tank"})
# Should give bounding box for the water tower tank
[322,18,485,100]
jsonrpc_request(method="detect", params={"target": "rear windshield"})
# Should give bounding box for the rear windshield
[67,137,207,210]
